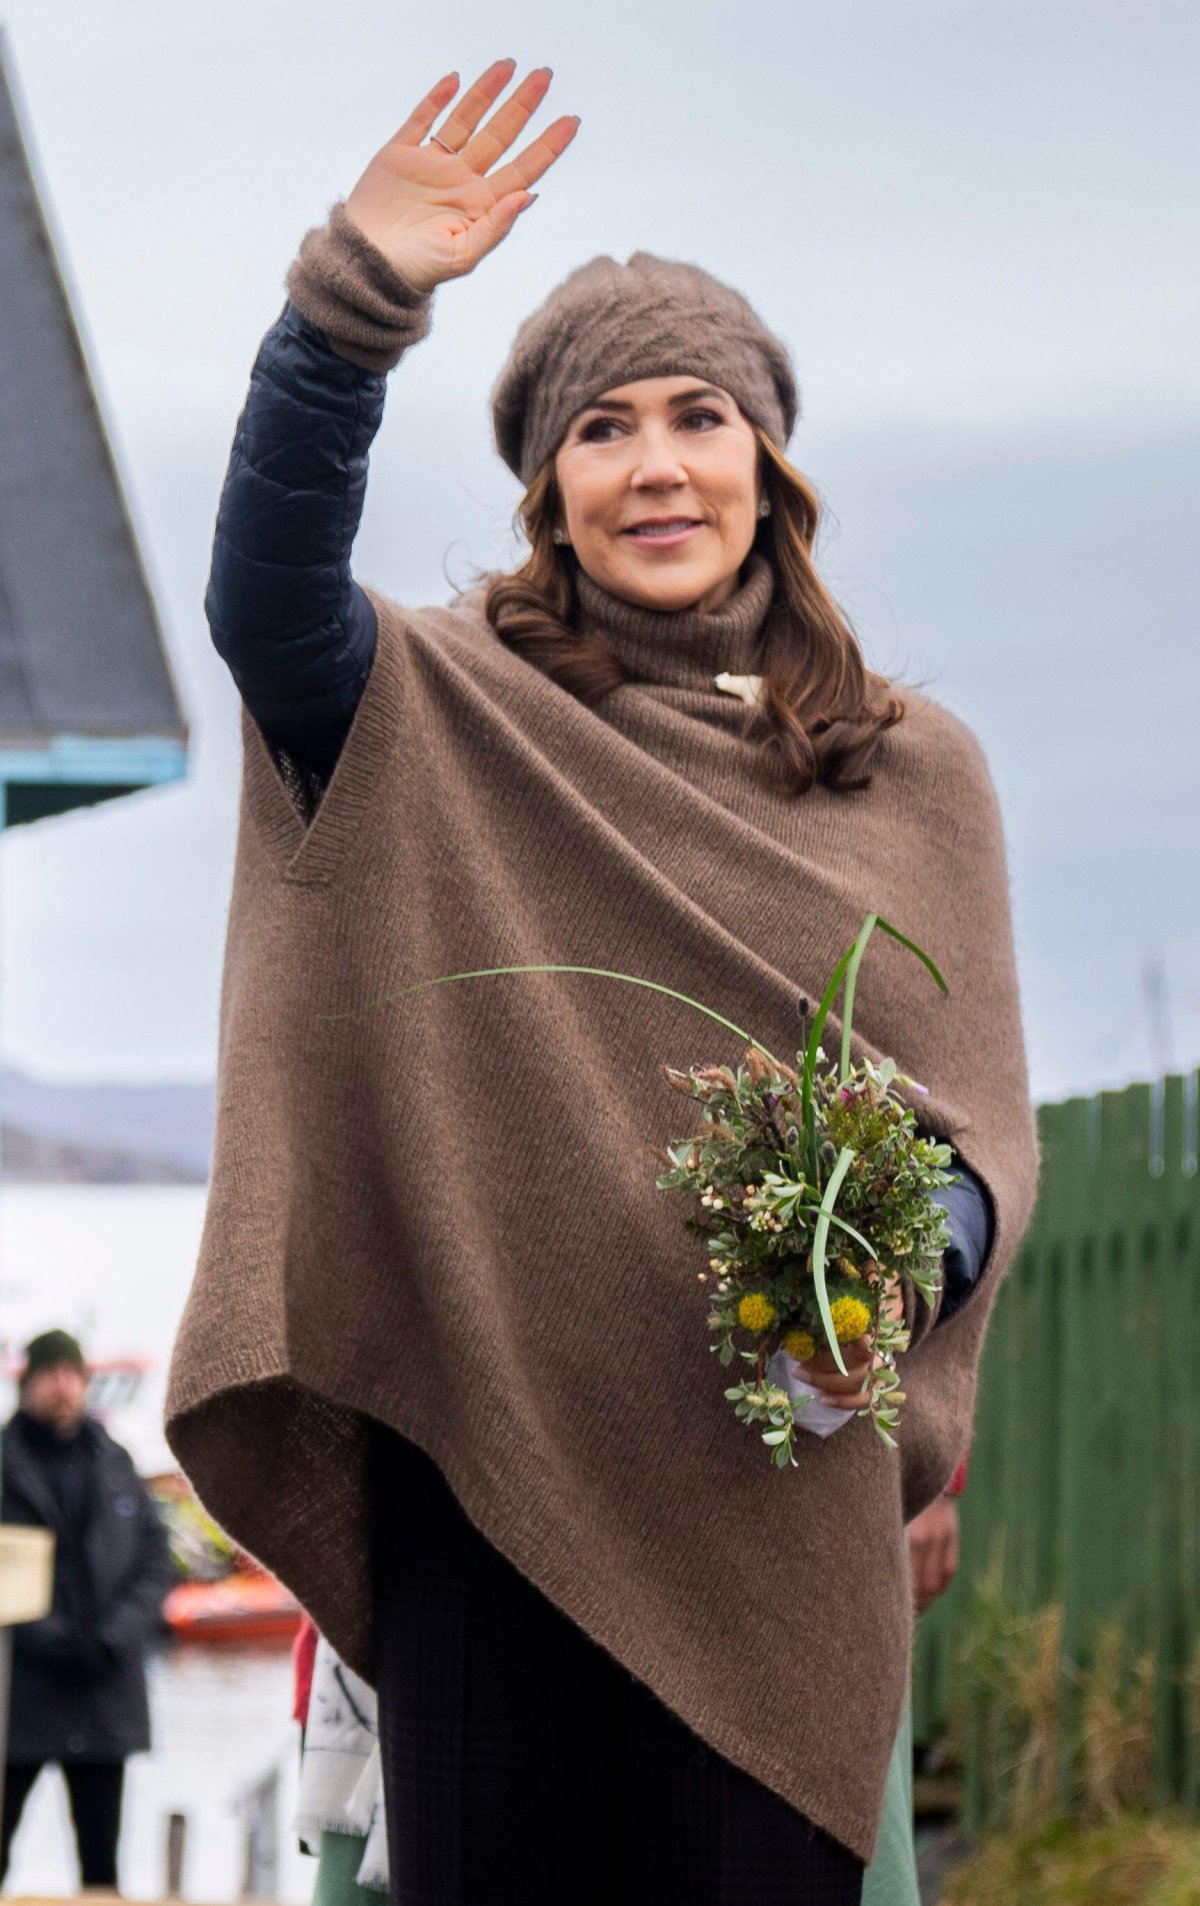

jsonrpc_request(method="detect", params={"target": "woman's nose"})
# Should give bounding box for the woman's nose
[629,434,688,484]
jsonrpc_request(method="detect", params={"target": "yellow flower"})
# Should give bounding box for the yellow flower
[737,1292,778,1334]
[782,1328,817,1362]
[830,1295,872,1343]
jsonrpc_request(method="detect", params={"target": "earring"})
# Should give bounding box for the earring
[552,526,569,545]
[757,499,771,518]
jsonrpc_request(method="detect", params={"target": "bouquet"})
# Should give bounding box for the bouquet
[354,913,955,1467]
[652,913,956,1461]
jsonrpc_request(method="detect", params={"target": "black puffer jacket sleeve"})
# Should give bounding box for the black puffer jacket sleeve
[933,1153,995,1323]
[205,301,385,779]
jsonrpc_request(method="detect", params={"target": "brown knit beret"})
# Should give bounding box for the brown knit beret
[490,250,800,487]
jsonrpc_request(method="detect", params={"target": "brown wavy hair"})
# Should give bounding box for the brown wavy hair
[481,426,905,797]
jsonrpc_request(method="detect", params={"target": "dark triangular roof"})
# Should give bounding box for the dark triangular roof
[0,39,187,824]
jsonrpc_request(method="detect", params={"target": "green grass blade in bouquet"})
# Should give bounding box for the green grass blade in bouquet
[323,961,782,1066]
[811,1144,857,1378]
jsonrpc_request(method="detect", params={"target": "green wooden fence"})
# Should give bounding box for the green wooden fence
[913,1068,1200,1809]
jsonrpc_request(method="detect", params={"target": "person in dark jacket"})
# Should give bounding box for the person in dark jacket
[1,1329,174,1890]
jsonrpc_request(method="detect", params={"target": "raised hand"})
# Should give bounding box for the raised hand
[344,60,580,294]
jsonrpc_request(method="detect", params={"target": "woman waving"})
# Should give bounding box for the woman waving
[168,57,1036,1905]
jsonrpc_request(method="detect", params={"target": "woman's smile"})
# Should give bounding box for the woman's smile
[621,518,705,551]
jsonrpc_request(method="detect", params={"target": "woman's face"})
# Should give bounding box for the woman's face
[552,376,763,614]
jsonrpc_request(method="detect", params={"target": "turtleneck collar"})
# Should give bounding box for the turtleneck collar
[572,548,777,692]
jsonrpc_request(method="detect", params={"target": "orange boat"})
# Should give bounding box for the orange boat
[165,1567,301,1645]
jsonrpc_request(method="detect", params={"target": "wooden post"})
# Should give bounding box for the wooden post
[165,1810,187,1898]
[0,1625,11,1830]
[239,1763,280,1900]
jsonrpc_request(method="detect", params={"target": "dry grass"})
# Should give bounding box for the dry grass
[949,1565,1165,1833]
[941,1815,1200,1906]
[1011,1603,1065,1824]
[1080,1622,1158,1823]
[1185,1637,1200,1755]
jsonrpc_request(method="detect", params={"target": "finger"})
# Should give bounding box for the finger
[459,65,554,172]
[800,1372,872,1408]
[432,56,520,152]
[808,1368,871,1393]
[799,1337,872,1378]
[486,114,581,198]
[384,71,463,150]
[457,188,538,269]
[944,1519,960,1587]
[910,1546,930,1610]
[916,1542,940,1608]
[793,1354,872,1393]
[803,1357,869,1381]
[793,1360,865,1389]
[929,1543,953,1605]
[811,1333,872,1365]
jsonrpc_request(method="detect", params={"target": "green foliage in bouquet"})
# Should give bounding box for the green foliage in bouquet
[654,1041,955,1458]
[654,914,957,1458]
[329,912,956,1464]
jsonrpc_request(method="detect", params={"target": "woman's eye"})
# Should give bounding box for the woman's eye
[579,408,722,442]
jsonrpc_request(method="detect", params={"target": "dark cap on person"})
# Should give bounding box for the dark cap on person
[22,1328,86,1380]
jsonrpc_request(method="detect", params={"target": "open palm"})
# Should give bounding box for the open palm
[344,59,579,294]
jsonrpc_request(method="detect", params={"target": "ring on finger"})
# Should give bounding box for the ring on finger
[428,131,460,153]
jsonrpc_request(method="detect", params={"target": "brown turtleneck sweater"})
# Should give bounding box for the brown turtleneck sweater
[166,219,1039,1863]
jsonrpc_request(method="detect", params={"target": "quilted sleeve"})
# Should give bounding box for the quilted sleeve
[207,203,435,784]
[206,301,396,778]
[930,1151,995,1324]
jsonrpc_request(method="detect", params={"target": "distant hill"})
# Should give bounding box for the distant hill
[0,1068,213,1183]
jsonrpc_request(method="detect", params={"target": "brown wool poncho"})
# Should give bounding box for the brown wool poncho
[165,547,1039,1861]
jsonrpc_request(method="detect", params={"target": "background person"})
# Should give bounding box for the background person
[0,1329,173,1891]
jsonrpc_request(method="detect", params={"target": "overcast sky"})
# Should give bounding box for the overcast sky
[0,0,1196,1103]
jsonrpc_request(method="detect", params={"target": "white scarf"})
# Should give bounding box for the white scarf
[294,1634,389,1889]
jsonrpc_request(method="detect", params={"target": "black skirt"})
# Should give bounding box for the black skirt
[368,1425,864,1906]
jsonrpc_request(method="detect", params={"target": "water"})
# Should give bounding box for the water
[1,1185,313,1900]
